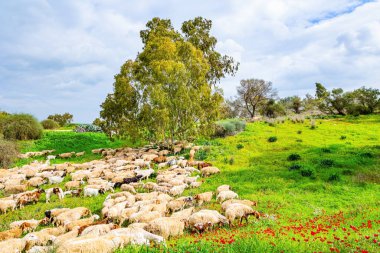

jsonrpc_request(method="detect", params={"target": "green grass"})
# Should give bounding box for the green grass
[1,115,379,252]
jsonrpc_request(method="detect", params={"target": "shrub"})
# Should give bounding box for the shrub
[287,153,301,161]
[320,159,334,167]
[41,119,59,129]
[214,119,246,137]
[340,135,347,140]
[268,136,277,142]
[236,143,244,149]
[2,114,43,140]
[328,173,341,181]
[321,148,331,153]
[296,139,303,142]
[297,130,302,134]
[342,170,353,175]
[360,152,374,158]
[74,124,102,133]
[289,164,302,171]
[229,157,234,165]
[0,140,18,168]
[301,168,314,177]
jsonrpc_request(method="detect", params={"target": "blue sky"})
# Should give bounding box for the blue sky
[0,0,379,123]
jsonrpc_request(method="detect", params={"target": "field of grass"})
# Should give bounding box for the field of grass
[1,115,379,252]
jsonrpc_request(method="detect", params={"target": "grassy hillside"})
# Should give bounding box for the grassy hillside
[1,115,379,252]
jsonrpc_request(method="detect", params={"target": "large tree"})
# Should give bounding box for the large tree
[235,79,276,117]
[97,17,238,144]
[47,113,73,127]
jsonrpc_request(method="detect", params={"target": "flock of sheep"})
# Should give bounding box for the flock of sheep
[0,143,261,253]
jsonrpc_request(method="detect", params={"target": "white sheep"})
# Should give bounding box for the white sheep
[48,176,64,184]
[45,187,64,203]
[194,192,213,206]
[188,209,228,232]
[169,184,187,196]
[0,199,16,214]
[225,203,260,225]
[200,166,220,177]
[216,190,238,203]
[80,223,119,237]
[84,187,105,197]
[0,238,27,253]
[216,185,231,194]
[146,217,185,239]
[221,199,257,211]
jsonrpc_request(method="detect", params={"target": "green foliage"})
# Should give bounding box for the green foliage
[98,17,238,144]
[214,119,246,137]
[328,173,341,181]
[289,164,302,171]
[229,157,235,165]
[74,124,102,133]
[2,114,43,140]
[236,143,244,149]
[320,159,334,167]
[287,153,301,161]
[41,119,59,129]
[297,130,302,134]
[0,140,18,168]
[301,168,315,177]
[268,136,277,142]
[47,113,73,126]
[340,135,347,140]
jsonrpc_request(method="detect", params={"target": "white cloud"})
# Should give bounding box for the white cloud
[0,0,379,122]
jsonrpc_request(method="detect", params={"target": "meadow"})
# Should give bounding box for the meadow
[1,115,379,252]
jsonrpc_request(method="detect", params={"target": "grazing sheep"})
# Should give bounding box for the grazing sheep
[216,190,238,203]
[45,187,64,203]
[75,151,85,157]
[120,184,137,194]
[216,185,231,194]
[225,203,260,226]
[27,245,54,253]
[107,227,164,245]
[58,152,75,159]
[129,211,161,223]
[55,207,91,226]
[4,184,27,194]
[63,189,82,197]
[24,227,66,250]
[134,168,154,180]
[84,187,105,197]
[171,207,195,223]
[52,226,80,246]
[221,199,257,211]
[64,180,84,190]
[28,177,46,187]
[10,219,42,232]
[146,217,185,239]
[194,192,213,206]
[200,166,220,177]
[45,208,71,223]
[190,181,202,188]
[0,238,27,253]
[80,223,119,237]
[56,235,123,253]
[0,199,17,214]
[169,184,187,196]
[48,176,64,184]
[135,192,159,201]
[188,209,228,232]
[0,227,23,241]
[167,197,193,213]
[64,215,100,231]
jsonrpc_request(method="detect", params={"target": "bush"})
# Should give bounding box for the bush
[74,124,102,133]
[2,114,43,140]
[229,157,234,165]
[287,153,301,161]
[360,152,373,158]
[342,169,353,175]
[340,135,347,140]
[41,119,59,129]
[320,159,334,167]
[214,119,246,137]
[321,148,331,153]
[289,164,302,171]
[268,136,277,142]
[0,140,18,168]
[297,130,302,134]
[195,149,208,161]
[328,173,341,181]
[236,143,244,149]
[301,168,314,177]
[296,139,303,142]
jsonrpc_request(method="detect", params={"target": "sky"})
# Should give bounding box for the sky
[0,0,379,123]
